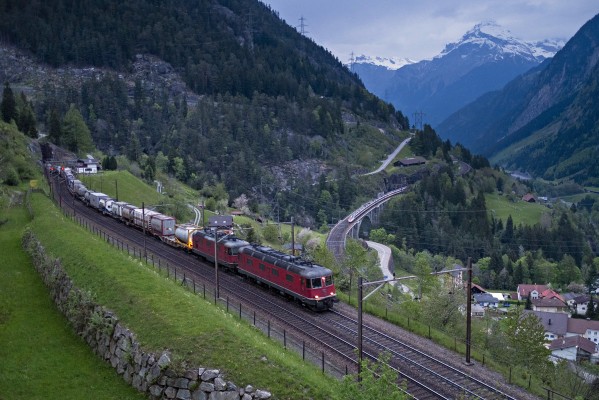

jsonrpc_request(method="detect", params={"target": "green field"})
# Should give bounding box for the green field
[26,192,338,399]
[485,193,548,226]
[0,203,145,400]
[79,170,166,206]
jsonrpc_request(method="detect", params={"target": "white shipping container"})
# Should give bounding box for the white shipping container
[88,192,110,210]
[132,209,159,229]
[111,201,129,218]
[150,214,176,237]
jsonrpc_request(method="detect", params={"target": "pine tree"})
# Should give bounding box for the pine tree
[18,98,38,138]
[525,293,532,310]
[47,108,62,145]
[62,104,94,154]
[1,82,17,123]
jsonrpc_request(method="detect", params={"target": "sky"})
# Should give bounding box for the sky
[260,1,598,62]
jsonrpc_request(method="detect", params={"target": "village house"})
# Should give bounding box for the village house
[524,310,568,341]
[75,157,100,174]
[522,193,536,203]
[471,304,485,318]
[549,335,598,363]
[572,295,596,316]
[394,156,426,167]
[532,297,570,314]
[474,293,499,308]
[517,284,549,301]
[567,318,599,345]
[562,292,579,310]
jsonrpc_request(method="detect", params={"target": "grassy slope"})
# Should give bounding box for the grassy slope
[27,192,338,399]
[80,170,165,206]
[485,193,548,226]
[0,203,145,400]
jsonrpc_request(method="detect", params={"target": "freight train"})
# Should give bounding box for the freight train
[51,166,336,310]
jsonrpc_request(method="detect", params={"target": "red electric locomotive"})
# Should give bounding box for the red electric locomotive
[191,229,249,269]
[238,245,336,311]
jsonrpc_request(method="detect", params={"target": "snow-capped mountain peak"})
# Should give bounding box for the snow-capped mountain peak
[351,54,415,70]
[438,20,564,62]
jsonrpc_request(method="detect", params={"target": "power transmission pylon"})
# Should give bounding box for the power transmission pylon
[297,16,308,35]
[412,111,425,131]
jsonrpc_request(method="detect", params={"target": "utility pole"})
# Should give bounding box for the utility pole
[142,202,146,259]
[465,257,473,365]
[291,217,295,256]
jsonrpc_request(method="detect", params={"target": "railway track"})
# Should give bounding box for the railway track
[48,173,527,400]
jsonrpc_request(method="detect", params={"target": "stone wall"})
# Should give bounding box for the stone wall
[22,229,271,400]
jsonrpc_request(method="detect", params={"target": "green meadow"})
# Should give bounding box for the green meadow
[485,193,548,226]
[0,203,145,400]
[25,192,338,399]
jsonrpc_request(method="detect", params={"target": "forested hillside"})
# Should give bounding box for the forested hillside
[437,13,599,185]
[0,0,409,226]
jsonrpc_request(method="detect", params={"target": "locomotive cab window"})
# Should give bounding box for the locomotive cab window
[325,275,333,286]
[305,279,312,288]
[311,278,322,288]
[259,263,265,271]
[271,269,279,276]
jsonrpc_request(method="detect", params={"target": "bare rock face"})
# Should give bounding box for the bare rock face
[268,159,330,190]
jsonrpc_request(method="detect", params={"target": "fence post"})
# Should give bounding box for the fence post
[239,303,242,319]
[268,320,271,338]
[284,330,286,349]
[321,352,325,374]
[302,341,305,360]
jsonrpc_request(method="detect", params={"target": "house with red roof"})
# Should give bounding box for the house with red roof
[517,284,549,301]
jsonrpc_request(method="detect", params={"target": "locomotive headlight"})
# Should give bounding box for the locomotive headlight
[330,291,335,296]
[315,295,320,299]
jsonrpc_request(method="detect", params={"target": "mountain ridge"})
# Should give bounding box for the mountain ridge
[437,13,599,185]
[352,20,563,126]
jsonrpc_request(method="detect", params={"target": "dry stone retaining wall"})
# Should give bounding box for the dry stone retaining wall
[22,229,271,400]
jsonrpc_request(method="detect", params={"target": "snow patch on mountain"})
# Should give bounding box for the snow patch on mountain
[351,55,415,70]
